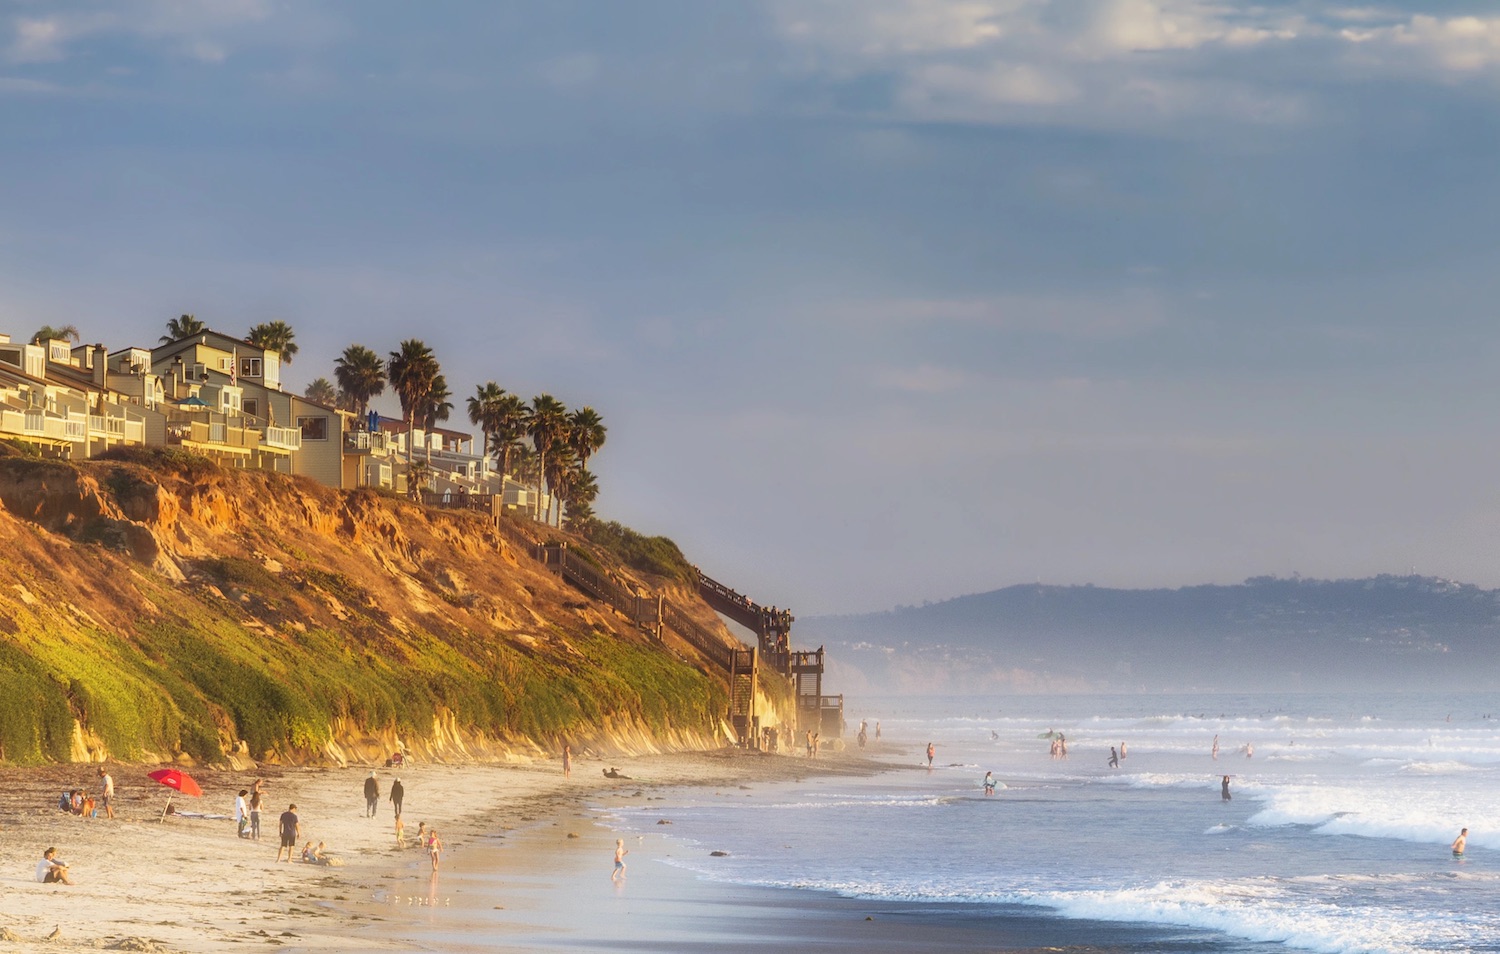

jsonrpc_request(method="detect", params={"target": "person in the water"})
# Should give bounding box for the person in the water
[1452,828,1467,858]
[1221,775,1232,801]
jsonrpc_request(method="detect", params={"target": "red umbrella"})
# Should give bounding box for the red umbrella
[148,768,203,797]
[148,768,203,821]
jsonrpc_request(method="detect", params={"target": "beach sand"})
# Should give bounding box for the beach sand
[1,747,1125,953]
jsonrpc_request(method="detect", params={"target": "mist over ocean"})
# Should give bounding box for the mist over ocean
[608,692,1500,954]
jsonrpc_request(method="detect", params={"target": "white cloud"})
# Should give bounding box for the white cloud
[767,1,1500,129]
[846,290,1169,340]
[5,0,273,65]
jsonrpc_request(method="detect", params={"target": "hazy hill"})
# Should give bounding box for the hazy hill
[0,448,742,765]
[798,576,1500,694]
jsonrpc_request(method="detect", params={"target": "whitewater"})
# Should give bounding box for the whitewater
[606,692,1500,954]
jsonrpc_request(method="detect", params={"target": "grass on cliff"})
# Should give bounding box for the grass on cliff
[582,521,696,584]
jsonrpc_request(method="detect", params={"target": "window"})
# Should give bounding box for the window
[49,343,71,363]
[243,398,259,419]
[297,415,329,441]
[219,357,234,372]
[190,363,206,381]
[240,357,262,378]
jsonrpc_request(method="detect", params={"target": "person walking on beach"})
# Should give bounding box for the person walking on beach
[1109,747,1119,769]
[249,788,263,841]
[427,829,443,872]
[1221,776,1232,801]
[390,777,404,818]
[875,721,881,741]
[1120,742,1127,760]
[276,804,300,862]
[926,742,936,768]
[234,789,250,838]
[364,771,380,817]
[97,767,115,820]
[612,839,629,881]
[983,771,997,796]
[563,744,572,778]
[1452,828,1468,859]
[395,816,406,848]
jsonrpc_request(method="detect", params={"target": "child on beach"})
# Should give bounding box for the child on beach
[612,839,628,881]
[427,829,443,871]
[396,816,406,848]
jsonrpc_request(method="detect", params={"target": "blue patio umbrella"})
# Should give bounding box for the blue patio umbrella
[175,396,211,407]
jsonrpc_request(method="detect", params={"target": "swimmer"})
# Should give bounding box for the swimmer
[1453,828,1467,859]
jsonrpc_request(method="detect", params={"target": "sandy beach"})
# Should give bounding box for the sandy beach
[0,747,892,954]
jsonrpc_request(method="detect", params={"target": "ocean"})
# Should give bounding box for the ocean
[605,692,1500,954]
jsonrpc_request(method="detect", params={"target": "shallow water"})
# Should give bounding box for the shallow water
[607,692,1500,954]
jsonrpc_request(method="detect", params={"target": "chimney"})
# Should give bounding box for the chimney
[93,344,107,390]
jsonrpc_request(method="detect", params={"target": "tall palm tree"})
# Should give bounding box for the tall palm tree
[544,443,578,527]
[247,320,299,364]
[31,324,80,345]
[422,374,453,455]
[161,314,206,344]
[334,345,386,424]
[387,339,439,465]
[563,469,599,532]
[526,394,569,524]
[303,377,338,406]
[493,393,528,478]
[467,382,507,458]
[567,407,607,469]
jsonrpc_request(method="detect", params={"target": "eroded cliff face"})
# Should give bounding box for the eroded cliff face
[0,450,734,766]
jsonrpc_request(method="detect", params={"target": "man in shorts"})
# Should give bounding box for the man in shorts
[276,805,300,863]
[1452,828,1468,859]
[97,767,115,820]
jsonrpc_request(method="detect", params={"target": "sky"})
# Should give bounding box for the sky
[4,1,1500,614]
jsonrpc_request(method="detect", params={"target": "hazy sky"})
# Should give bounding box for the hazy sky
[5,1,1500,613]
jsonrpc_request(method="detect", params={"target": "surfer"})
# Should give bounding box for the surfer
[983,771,996,796]
[1108,747,1119,769]
[1452,828,1467,859]
[926,742,935,768]
[1221,775,1231,801]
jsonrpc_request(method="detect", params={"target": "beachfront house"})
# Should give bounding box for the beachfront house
[0,335,155,458]
[149,330,344,481]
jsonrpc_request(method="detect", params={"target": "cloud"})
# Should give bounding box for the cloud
[842,290,1169,340]
[4,0,273,65]
[766,1,1500,129]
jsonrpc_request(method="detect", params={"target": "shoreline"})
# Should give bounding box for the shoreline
[0,747,888,953]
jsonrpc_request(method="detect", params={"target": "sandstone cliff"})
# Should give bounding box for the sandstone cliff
[0,447,746,767]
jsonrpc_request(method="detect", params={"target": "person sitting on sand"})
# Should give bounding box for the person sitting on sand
[603,768,631,779]
[413,822,427,847]
[36,847,73,884]
[69,790,84,815]
[301,841,317,863]
[56,791,72,813]
[312,841,344,866]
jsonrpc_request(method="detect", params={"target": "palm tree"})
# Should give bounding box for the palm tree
[544,442,578,527]
[467,382,507,458]
[387,339,439,465]
[526,394,569,524]
[161,314,206,344]
[304,377,338,406]
[563,468,600,532]
[31,324,80,345]
[247,320,299,364]
[422,374,453,453]
[334,345,386,424]
[567,407,607,469]
[492,393,528,478]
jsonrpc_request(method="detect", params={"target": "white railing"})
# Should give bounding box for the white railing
[63,418,86,442]
[89,414,106,434]
[264,426,302,451]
